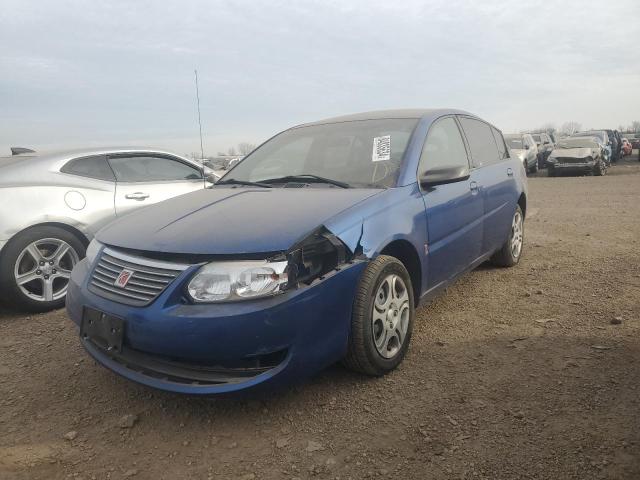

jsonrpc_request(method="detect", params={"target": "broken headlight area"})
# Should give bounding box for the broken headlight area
[186,227,357,303]
[286,227,357,287]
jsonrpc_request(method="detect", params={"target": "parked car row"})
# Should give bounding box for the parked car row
[503,126,639,177]
[1,109,529,396]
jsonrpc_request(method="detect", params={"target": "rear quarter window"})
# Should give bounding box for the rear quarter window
[491,127,509,161]
[61,155,115,181]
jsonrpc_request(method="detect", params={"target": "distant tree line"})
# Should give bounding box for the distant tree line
[186,142,256,163]
[524,120,640,138]
[217,142,256,157]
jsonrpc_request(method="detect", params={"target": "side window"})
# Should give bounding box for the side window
[108,156,202,182]
[491,127,509,160]
[418,117,469,173]
[459,117,501,167]
[61,155,115,181]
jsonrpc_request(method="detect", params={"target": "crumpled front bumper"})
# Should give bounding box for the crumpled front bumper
[66,257,367,395]
[549,160,595,171]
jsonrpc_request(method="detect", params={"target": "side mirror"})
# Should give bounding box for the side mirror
[420,166,470,189]
[206,173,221,184]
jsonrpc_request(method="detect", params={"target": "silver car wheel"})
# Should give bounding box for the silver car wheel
[372,274,410,359]
[13,238,79,302]
[511,211,524,259]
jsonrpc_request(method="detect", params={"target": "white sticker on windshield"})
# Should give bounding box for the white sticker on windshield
[372,135,391,162]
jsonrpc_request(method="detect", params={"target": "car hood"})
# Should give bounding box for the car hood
[97,187,382,255]
[551,147,595,159]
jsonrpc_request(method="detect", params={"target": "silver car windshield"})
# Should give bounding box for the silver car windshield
[222,119,419,188]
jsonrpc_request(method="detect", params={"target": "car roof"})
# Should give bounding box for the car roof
[0,147,197,178]
[1,146,188,162]
[293,108,474,128]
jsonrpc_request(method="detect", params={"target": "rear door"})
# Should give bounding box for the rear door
[459,117,519,255]
[419,116,484,290]
[108,154,205,216]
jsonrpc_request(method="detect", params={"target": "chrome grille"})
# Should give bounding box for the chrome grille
[88,247,190,306]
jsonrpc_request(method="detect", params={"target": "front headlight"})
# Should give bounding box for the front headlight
[85,239,103,265]
[517,152,525,161]
[187,260,289,303]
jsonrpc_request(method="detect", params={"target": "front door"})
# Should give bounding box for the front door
[419,116,484,291]
[107,154,205,216]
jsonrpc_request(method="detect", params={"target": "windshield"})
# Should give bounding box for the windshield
[531,134,541,143]
[222,119,419,188]
[557,137,598,149]
[573,131,606,143]
[505,136,524,149]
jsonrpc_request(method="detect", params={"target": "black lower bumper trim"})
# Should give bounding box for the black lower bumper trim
[82,338,286,386]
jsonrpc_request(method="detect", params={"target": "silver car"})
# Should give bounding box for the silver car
[0,147,216,311]
[504,133,539,174]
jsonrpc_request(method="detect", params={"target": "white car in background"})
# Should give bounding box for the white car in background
[0,147,217,311]
[504,133,539,174]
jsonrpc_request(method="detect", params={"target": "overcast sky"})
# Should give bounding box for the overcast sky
[1,0,639,157]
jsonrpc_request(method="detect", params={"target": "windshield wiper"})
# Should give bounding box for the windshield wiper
[214,178,272,188]
[257,174,351,189]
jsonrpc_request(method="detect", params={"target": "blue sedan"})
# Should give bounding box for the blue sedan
[66,109,528,394]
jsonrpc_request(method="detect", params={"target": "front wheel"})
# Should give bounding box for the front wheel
[0,226,85,312]
[343,255,414,376]
[594,160,606,176]
[491,205,524,267]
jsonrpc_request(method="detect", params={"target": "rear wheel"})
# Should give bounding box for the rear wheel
[343,255,414,376]
[491,205,524,267]
[0,226,85,312]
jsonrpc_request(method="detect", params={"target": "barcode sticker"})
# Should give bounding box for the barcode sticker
[372,135,391,162]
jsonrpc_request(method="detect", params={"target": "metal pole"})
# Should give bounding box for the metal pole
[194,69,205,162]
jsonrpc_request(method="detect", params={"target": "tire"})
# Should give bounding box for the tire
[343,255,415,376]
[490,205,524,268]
[0,226,86,312]
[594,160,605,176]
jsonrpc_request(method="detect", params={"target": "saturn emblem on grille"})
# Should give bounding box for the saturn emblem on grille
[114,268,134,288]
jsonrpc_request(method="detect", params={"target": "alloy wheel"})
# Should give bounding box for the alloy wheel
[510,211,524,259]
[371,274,410,359]
[13,238,79,302]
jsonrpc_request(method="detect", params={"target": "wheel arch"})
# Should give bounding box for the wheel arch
[378,239,422,302]
[3,222,90,254]
[517,193,527,218]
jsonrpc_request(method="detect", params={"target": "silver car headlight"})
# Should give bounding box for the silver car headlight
[85,239,103,265]
[187,260,289,303]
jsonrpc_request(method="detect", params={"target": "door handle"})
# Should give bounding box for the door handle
[125,192,150,200]
[507,168,514,177]
[469,181,480,193]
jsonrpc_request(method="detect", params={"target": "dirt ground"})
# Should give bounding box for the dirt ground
[1,155,640,480]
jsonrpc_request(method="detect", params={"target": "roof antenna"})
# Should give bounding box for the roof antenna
[194,69,205,163]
